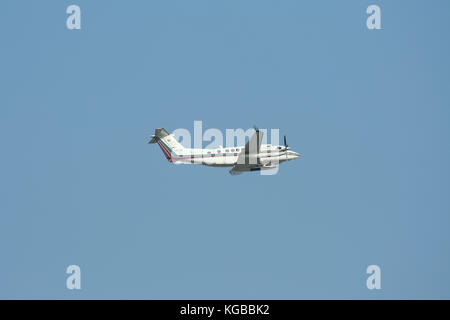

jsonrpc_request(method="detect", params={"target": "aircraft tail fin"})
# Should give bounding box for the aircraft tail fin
[148,128,184,162]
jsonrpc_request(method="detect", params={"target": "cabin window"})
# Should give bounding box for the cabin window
[217,150,221,153]
[225,149,229,152]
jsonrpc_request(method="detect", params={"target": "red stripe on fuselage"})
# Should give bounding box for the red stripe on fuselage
[156,140,172,161]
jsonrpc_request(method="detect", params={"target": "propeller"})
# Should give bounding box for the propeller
[254,125,260,163]
[284,135,288,159]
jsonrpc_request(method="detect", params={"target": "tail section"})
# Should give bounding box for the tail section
[149,128,184,162]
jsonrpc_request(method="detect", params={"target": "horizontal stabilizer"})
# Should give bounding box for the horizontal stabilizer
[148,135,158,144]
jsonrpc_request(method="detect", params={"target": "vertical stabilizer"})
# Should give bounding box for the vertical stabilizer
[148,128,184,162]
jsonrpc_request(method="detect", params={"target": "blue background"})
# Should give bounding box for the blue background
[1,0,449,299]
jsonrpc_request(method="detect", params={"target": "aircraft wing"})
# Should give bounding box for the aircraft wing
[230,127,283,175]
[230,127,264,175]
[236,127,264,165]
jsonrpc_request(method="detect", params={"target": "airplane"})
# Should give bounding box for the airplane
[148,126,300,175]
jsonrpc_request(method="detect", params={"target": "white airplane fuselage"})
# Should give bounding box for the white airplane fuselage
[168,145,299,167]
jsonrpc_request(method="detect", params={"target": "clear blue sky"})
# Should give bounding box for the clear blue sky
[1,0,449,299]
